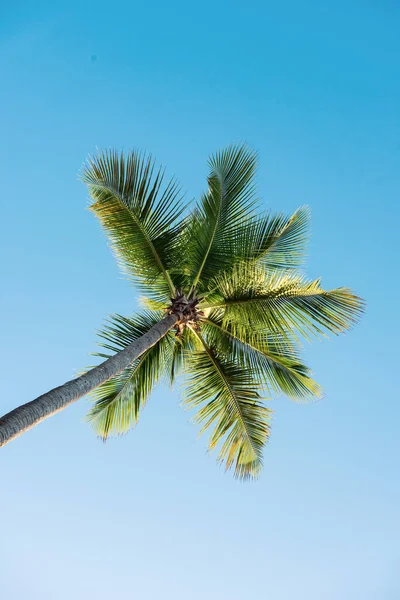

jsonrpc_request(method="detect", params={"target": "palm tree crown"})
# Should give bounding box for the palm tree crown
[83,144,363,480]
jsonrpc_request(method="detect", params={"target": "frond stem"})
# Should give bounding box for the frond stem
[189,182,225,296]
[187,325,258,459]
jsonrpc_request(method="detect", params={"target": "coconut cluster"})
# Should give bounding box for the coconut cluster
[166,290,205,337]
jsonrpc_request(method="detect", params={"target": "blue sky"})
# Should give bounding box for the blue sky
[1,1,399,598]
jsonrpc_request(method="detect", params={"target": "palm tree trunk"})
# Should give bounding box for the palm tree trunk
[0,313,179,448]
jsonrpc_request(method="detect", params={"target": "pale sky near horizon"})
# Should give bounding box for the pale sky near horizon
[1,1,399,598]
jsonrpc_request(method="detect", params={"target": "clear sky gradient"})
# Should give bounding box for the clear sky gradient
[1,1,399,598]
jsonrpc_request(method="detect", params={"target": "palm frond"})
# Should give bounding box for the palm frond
[202,317,322,401]
[186,144,259,292]
[183,329,271,480]
[86,311,174,438]
[243,206,310,268]
[138,295,168,311]
[202,263,364,342]
[82,150,187,296]
[168,328,199,386]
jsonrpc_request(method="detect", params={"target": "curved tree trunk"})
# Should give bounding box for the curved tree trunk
[0,313,179,448]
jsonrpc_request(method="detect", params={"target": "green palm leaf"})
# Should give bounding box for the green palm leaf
[87,311,174,438]
[202,263,364,342]
[168,328,198,386]
[82,150,186,296]
[186,144,259,292]
[244,205,310,268]
[183,329,271,480]
[202,317,322,400]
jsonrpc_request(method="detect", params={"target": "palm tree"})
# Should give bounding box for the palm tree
[0,145,363,478]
